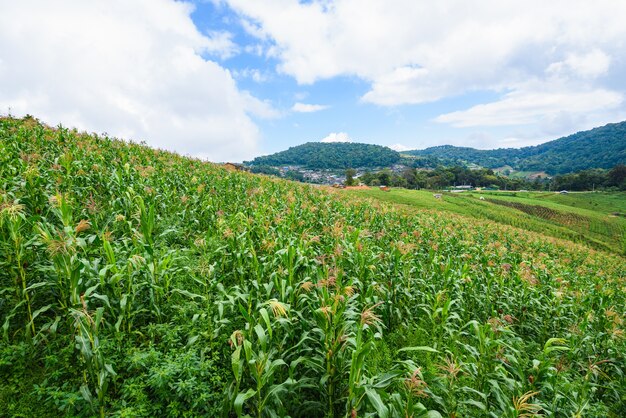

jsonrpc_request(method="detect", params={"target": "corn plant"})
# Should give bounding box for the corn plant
[71,302,116,418]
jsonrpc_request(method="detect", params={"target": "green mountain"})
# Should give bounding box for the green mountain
[246,141,401,169]
[405,121,626,174]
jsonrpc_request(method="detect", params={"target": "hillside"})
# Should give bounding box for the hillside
[406,121,626,174]
[1,116,625,417]
[246,141,401,169]
[347,188,626,254]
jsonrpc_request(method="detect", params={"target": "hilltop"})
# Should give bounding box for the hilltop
[1,116,625,417]
[246,141,401,169]
[405,121,626,174]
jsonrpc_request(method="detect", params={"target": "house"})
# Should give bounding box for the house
[379,186,390,192]
[433,193,442,199]
[559,190,569,194]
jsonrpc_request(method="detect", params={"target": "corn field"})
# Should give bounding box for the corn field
[483,199,590,228]
[1,116,625,417]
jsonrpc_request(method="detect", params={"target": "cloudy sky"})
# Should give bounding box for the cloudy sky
[2,0,626,161]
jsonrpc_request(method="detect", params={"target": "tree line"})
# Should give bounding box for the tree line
[354,164,626,191]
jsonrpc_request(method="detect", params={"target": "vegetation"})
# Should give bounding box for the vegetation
[345,169,357,187]
[541,191,626,215]
[348,188,626,255]
[1,116,626,417]
[358,165,626,192]
[551,165,626,191]
[246,142,401,169]
[249,165,281,177]
[405,121,626,174]
[359,167,540,190]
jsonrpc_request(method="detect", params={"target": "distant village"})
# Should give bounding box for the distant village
[226,162,484,189]
[229,163,412,186]
[221,162,576,192]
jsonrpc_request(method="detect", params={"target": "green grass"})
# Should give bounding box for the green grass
[467,191,626,216]
[348,188,626,254]
[537,192,626,215]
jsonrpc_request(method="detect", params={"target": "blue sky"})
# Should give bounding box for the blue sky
[2,0,626,161]
[188,2,542,155]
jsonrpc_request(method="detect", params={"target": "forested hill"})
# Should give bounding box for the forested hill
[246,142,401,169]
[406,121,626,174]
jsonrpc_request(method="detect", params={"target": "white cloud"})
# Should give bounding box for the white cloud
[546,49,611,79]
[361,66,451,106]
[241,92,283,119]
[233,67,269,83]
[203,30,240,60]
[389,143,412,152]
[321,132,351,143]
[292,102,328,113]
[435,84,623,127]
[224,0,626,125]
[0,0,276,162]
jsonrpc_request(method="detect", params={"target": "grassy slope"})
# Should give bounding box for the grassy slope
[468,191,626,254]
[1,116,626,417]
[538,192,626,215]
[348,188,626,255]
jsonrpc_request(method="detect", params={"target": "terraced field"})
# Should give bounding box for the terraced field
[1,116,625,417]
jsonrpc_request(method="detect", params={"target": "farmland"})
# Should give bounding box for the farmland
[1,116,626,417]
[348,188,626,255]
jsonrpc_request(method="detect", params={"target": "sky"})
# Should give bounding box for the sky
[2,0,626,162]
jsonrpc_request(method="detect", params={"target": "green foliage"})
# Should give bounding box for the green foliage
[249,165,281,177]
[345,168,357,186]
[550,167,621,191]
[247,141,401,169]
[360,166,548,191]
[284,170,305,182]
[405,120,626,174]
[349,187,626,254]
[608,164,626,189]
[1,115,625,417]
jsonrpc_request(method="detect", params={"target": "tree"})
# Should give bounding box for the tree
[345,168,357,186]
[401,168,417,188]
[285,170,305,182]
[414,171,428,189]
[608,164,626,188]
[378,169,392,186]
[391,176,407,188]
[250,165,280,176]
